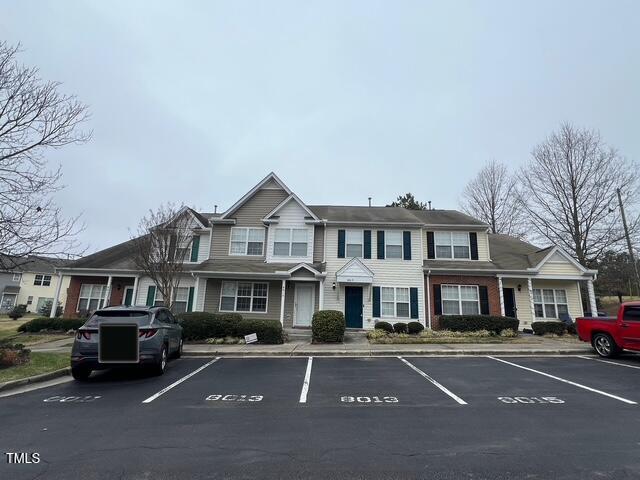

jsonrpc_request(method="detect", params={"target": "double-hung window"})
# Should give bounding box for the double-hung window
[381,287,410,318]
[220,281,268,313]
[173,287,189,313]
[175,236,192,261]
[34,274,52,286]
[12,273,21,282]
[441,285,479,315]
[230,227,265,256]
[274,228,308,257]
[77,284,108,312]
[346,230,363,258]
[533,289,568,319]
[385,231,403,259]
[435,232,470,259]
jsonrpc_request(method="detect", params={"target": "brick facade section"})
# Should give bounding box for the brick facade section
[426,274,501,329]
[63,276,134,317]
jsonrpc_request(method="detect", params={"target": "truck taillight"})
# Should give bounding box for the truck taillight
[77,331,91,340]
[139,329,157,339]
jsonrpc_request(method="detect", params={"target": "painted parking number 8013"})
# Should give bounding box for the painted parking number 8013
[498,396,565,404]
[341,396,398,403]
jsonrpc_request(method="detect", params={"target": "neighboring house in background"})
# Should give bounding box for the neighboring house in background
[0,256,71,314]
[53,173,598,331]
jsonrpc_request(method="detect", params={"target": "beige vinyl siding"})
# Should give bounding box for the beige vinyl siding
[282,281,320,328]
[265,199,314,264]
[322,227,425,329]
[502,279,533,329]
[203,278,282,321]
[313,225,324,263]
[210,188,288,260]
[537,259,583,276]
[422,229,491,262]
[532,280,583,320]
[134,275,195,306]
[16,273,71,313]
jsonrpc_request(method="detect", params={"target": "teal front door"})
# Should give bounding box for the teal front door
[345,286,363,329]
[123,287,134,306]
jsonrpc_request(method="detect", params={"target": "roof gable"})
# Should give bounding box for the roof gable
[336,257,374,283]
[221,172,292,219]
[264,194,319,222]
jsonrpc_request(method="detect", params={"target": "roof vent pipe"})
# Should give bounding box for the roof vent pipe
[428,201,432,210]
[368,197,372,207]
[214,205,218,214]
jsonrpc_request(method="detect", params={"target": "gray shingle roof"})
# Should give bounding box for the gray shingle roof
[0,255,71,273]
[308,206,424,224]
[488,234,553,270]
[193,259,324,275]
[410,209,488,226]
[67,238,139,270]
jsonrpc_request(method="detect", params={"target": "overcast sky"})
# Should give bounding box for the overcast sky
[3,1,639,254]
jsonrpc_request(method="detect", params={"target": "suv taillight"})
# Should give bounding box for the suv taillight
[139,329,158,339]
[76,330,92,340]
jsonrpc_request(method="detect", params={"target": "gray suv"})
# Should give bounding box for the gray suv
[70,306,183,381]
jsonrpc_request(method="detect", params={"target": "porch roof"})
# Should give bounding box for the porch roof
[193,259,325,277]
[2,285,20,294]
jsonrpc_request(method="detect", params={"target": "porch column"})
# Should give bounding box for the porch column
[104,275,113,308]
[498,276,505,316]
[527,278,535,324]
[50,273,64,318]
[587,279,597,316]
[425,273,431,329]
[319,279,324,310]
[279,280,286,325]
[192,276,200,312]
[132,276,140,306]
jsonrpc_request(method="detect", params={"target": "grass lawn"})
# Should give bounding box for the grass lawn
[0,318,69,346]
[0,352,69,384]
[368,336,523,344]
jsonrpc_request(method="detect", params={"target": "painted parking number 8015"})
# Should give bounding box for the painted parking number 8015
[498,396,565,404]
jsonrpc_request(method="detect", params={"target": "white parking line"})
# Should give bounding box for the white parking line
[578,355,640,370]
[299,356,313,403]
[398,357,467,405]
[142,358,220,404]
[488,356,637,405]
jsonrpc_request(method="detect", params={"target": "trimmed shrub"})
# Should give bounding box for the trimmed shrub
[237,318,284,344]
[532,321,567,336]
[437,315,519,335]
[312,310,346,343]
[407,321,425,334]
[393,322,408,334]
[8,305,27,320]
[177,312,217,340]
[374,321,394,333]
[18,317,84,333]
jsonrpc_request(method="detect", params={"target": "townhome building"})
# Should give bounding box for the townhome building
[51,173,598,331]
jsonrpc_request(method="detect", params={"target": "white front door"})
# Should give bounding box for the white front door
[294,284,314,327]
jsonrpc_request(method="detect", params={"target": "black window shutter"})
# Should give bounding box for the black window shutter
[146,286,156,307]
[470,232,478,260]
[338,229,345,258]
[377,231,385,259]
[403,231,412,260]
[427,232,435,259]
[372,286,381,317]
[433,284,442,315]
[363,230,372,259]
[479,285,490,315]
[410,287,419,319]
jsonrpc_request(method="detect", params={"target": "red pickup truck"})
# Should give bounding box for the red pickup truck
[576,302,640,357]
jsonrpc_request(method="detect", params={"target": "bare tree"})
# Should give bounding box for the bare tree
[519,123,639,266]
[0,42,90,270]
[130,204,195,310]
[460,160,527,237]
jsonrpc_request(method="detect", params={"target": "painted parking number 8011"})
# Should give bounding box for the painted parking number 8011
[498,396,564,404]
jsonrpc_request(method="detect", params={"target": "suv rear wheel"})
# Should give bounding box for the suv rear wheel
[592,333,620,358]
[71,366,91,381]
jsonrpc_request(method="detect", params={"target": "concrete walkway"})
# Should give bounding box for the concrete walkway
[27,332,593,357]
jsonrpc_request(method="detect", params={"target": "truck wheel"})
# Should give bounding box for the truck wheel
[592,333,620,358]
[71,366,91,381]
[153,345,168,375]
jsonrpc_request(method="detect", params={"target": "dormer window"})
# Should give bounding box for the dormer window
[274,228,308,257]
[435,232,470,259]
[230,227,265,256]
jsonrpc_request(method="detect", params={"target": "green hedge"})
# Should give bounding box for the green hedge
[393,322,408,334]
[437,315,519,335]
[407,321,425,334]
[312,310,346,343]
[18,317,85,333]
[175,312,283,344]
[374,321,394,333]
[532,321,567,336]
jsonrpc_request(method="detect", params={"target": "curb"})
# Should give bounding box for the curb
[183,349,591,358]
[0,367,71,393]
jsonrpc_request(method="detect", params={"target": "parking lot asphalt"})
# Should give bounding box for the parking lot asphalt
[1,354,640,480]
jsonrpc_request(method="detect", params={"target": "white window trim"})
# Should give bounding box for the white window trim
[441,284,480,316]
[434,232,471,260]
[384,231,404,260]
[219,281,269,314]
[12,273,21,281]
[379,286,411,319]
[273,228,309,257]
[229,227,265,256]
[345,229,364,258]
[34,274,52,286]
[76,284,108,312]
[176,236,193,264]
[533,288,568,319]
